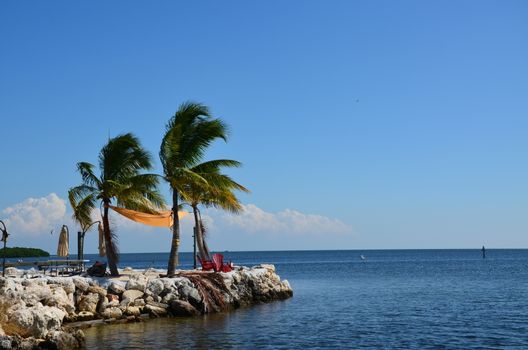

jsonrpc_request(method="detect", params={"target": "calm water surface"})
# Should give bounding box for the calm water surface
[83,250,528,349]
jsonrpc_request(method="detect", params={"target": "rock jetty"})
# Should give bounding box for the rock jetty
[0,265,292,349]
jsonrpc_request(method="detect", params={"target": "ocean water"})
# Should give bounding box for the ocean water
[83,249,528,349]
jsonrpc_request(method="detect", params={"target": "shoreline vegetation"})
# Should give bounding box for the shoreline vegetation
[0,247,50,259]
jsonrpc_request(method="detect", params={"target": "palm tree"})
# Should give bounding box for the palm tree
[69,133,164,276]
[160,102,229,275]
[68,190,101,261]
[182,160,249,262]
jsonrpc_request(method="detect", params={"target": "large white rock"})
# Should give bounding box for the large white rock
[160,278,176,292]
[5,303,65,338]
[102,307,122,319]
[21,282,52,307]
[132,298,145,307]
[178,282,201,304]
[87,285,107,297]
[77,293,99,313]
[145,302,168,317]
[43,286,75,315]
[146,279,164,295]
[259,264,276,273]
[72,276,90,292]
[161,292,179,304]
[0,277,16,293]
[124,306,140,316]
[122,289,144,301]
[76,311,94,321]
[125,274,148,292]
[47,277,75,294]
[108,281,126,294]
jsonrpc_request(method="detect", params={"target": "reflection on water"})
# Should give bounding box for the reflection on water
[85,301,292,350]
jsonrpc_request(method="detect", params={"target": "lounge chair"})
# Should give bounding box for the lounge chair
[212,253,233,273]
[197,255,214,271]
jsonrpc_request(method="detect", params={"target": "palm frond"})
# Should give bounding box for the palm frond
[68,188,97,230]
[77,162,101,188]
[160,102,228,174]
[203,188,244,213]
[68,184,98,203]
[166,167,208,193]
[179,118,229,167]
[191,159,242,174]
[165,101,211,131]
[100,133,154,183]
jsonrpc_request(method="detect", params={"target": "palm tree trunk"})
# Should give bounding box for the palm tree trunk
[103,200,119,276]
[192,205,208,261]
[198,210,211,259]
[167,189,180,276]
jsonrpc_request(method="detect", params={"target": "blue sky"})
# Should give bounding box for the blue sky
[1,1,527,253]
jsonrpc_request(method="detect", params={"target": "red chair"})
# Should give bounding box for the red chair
[197,255,214,271]
[212,253,233,273]
[221,263,233,273]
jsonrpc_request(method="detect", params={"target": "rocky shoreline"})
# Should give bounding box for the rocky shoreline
[0,265,292,350]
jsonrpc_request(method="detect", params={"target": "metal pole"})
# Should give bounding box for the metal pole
[0,220,8,278]
[2,239,5,277]
[76,221,100,263]
[77,231,82,260]
[193,226,197,269]
[80,233,84,261]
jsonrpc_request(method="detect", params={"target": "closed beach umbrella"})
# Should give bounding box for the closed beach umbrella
[57,225,69,257]
[98,222,106,257]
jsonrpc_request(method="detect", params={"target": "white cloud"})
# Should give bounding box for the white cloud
[209,204,352,236]
[1,195,352,253]
[2,193,67,236]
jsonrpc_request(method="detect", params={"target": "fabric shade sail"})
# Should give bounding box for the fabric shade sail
[57,225,69,257]
[109,205,187,228]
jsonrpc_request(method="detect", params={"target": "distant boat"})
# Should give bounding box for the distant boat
[360,255,366,260]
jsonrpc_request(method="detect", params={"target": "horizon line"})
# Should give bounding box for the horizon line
[78,247,528,255]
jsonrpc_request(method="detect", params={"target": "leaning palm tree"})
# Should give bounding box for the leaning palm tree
[182,160,249,261]
[69,133,165,276]
[160,102,229,275]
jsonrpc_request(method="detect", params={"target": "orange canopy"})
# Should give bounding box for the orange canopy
[109,205,187,228]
